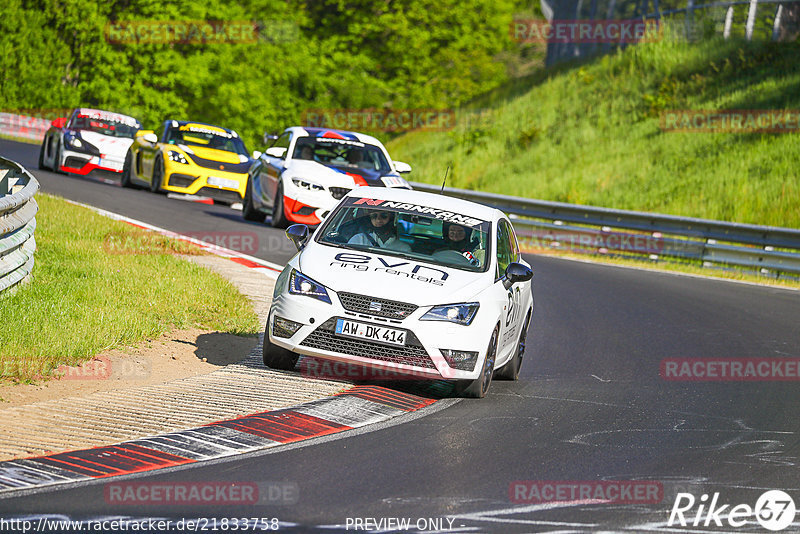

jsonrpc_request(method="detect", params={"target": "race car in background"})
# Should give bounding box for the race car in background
[242,127,412,228]
[38,108,141,177]
[264,187,534,398]
[122,120,253,204]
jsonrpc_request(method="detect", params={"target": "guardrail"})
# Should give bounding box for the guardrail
[410,181,800,278]
[0,157,39,295]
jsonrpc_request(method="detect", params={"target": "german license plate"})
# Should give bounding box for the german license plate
[99,158,122,171]
[335,318,407,347]
[208,176,238,189]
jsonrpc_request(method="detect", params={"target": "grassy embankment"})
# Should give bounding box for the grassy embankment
[388,33,800,228]
[0,194,260,382]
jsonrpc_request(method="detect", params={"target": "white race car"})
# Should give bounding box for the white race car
[38,108,141,177]
[242,127,412,228]
[264,187,534,398]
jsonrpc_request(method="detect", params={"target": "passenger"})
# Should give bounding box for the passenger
[348,210,411,251]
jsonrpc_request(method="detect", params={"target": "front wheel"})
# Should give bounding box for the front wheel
[456,325,499,398]
[120,151,134,188]
[54,143,64,174]
[242,177,266,222]
[262,320,299,371]
[150,156,164,193]
[38,140,47,170]
[496,312,531,381]
[270,182,289,228]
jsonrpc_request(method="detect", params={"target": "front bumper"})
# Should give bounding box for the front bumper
[268,289,489,381]
[60,148,124,176]
[162,163,246,201]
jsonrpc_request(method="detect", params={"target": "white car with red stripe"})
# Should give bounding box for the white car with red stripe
[242,127,412,228]
[264,187,535,398]
[38,108,141,177]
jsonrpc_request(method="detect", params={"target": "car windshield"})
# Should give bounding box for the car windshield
[69,113,140,138]
[165,124,248,156]
[317,196,492,272]
[292,137,391,173]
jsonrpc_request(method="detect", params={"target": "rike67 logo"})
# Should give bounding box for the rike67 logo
[669,490,796,531]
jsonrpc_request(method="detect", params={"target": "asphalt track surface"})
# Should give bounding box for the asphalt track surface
[2,138,800,532]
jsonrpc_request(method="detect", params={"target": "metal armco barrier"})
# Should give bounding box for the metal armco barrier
[0,157,39,295]
[410,181,800,277]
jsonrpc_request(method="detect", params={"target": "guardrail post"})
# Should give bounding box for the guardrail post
[772,5,784,40]
[723,6,734,38]
[685,0,695,40]
[745,0,758,40]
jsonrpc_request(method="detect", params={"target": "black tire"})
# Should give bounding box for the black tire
[270,182,289,228]
[150,155,164,193]
[457,325,499,398]
[38,140,47,170]
[496,311,531,381]
[54,142,64,174]
[120,151,134,188]
[262,319,299,371]
[242,177,266,222]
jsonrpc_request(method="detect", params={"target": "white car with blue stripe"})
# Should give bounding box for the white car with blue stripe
[242,127,412,228]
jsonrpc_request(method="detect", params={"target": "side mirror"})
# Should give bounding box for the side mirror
[394,161,412,174]
[503,262,532,290]
[265,146,287,159]
[51,117,68,129]
[286,224,310,251]
[251,150,262,159]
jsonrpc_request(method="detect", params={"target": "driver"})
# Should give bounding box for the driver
[348,210,411,251]
[437,222,480,266]
[442,222,474,253]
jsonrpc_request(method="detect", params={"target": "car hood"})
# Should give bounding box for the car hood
[177,145,247,164]
[287,160,405,188]
[296,242,490,307]
[77,131,135,157]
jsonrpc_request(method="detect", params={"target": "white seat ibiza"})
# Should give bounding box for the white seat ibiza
[264,187,534,398]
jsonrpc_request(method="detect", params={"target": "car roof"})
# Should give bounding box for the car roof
[286,126,384,147]
[344,186,503,222]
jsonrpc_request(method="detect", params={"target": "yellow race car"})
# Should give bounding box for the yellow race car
[122,120,254,204]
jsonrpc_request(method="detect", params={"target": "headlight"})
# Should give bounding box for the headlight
[168,150,188,164]
[66,133,82,148]
[292,178,324,191]
[420,302,479,326]
[288,269,331,304]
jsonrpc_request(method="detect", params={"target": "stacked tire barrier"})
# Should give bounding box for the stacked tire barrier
[0,157,38,295]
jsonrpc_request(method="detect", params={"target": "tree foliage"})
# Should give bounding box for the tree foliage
[1,0,516,150]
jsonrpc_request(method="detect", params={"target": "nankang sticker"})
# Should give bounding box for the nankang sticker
[179,124,233,138]
[349,198,485,228]
[77,110,140,128]
[314,137,365,148]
